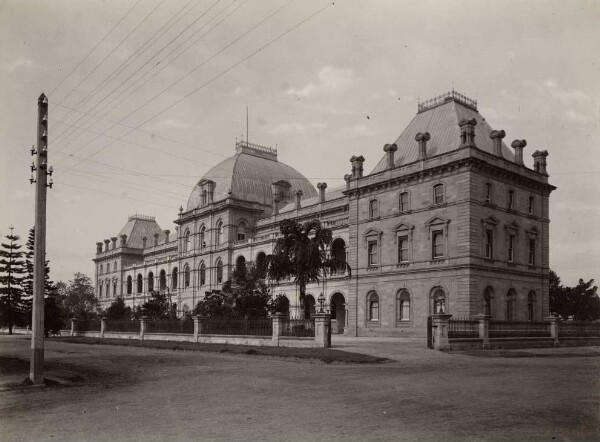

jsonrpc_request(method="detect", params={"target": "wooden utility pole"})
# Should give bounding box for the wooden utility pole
[30,93,52,385]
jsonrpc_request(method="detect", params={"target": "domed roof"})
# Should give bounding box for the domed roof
[187,141,318,211]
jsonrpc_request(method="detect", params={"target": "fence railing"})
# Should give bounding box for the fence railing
[202,318,272,336]
[489,321,550,338]
[448,319,479,338]
[282,318,315,337]
[105,319,140,333]
[558,321,600,337]
[146,319,194,335]
[75,319,101,332]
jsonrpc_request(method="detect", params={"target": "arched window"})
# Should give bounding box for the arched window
[183,230,190,252]
[304,295,316,320]
[433,288,446,314]
[106,280,110,297]
[399,192,409,212]
[199,262,206,286]
[368,199,379,218]
[215,221,223,245]
[484,287,493,317]
[216,259,223,284]
[237,221,247,241]
[433,184,445,205]
[137,274,143,293]
[113,261,117,272]
[507,190,514,210]
[148,272,154,292]
[184,265,190,288]
[331,238,346,274]
[255,252,267,279]
[113,281,117,297]
[172,267,178,289]
[98,284,103,298]
[485,183,492,203]
[367,292,379,321]
[528,196,535,215]
[159,270,167,291]
[100,264,103,275]
[199,226,206,249]
[126,276,132,295]
[235,256,246,277]
[397,290,410,322]
[527,291,535,321]
[201,190,207,206]
[506,289,516,321]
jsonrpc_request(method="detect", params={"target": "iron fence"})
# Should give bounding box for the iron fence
[201,318,272,336]
[105,319,140,333]
[448,319,479,338]
[145,319,194,334]
[282,318,315,337]
[75,319,101,332]
[558,321,600,337]
[489,321,550,338]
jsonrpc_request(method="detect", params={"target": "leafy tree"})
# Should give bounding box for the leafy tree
[105,297,132,320]
[0,228,27,334]
[268,293,290,315]
[267,219,346,311]
[44,293,64,336]
[141,291,172,320]
[550,270,600,320]
[61,273,99,320]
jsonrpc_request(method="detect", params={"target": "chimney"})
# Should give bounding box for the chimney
[104,239,110,252]
[96,242,103,253]
[295,190,303,210]
[154,232,160,246]
[350,155,365,178]
[164,230,170,243]
[532,150,549,175]
[383,143,398,169]
[415,132,431,160]
[344,174,352,191]
[273,196,280,215]
[120,234,127,247]
[489,130,506,157]
[111,237,117,250]
[317,182,328,203]
[142,236,147,248]
[511,139,527,165]
[459,118,477,148]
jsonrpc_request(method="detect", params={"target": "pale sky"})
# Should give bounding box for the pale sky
[0,0,598,286]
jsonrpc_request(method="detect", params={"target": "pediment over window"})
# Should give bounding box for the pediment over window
[425,216,450,227]
[363,228,383,238]
[481,214,500,226]
[394,222,414,232]
[504,220,521,231]
[526,226,540,237]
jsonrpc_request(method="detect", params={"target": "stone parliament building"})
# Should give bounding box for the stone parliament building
[93,91,555,337]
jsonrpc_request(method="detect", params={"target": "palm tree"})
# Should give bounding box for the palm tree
[268,219,350,314]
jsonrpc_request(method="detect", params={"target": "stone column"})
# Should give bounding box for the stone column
[140,316,148,341]
[313,313,331,349]
[473,314,491,349]
[431,314,452,350]
[192,315,200,340]
[546,316,559,347]
[70,319,77,337]
[100,318,106,339]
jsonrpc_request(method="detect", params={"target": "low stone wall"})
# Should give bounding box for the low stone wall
[559,337,600,347]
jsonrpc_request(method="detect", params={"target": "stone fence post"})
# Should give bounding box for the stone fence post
[100,318,106,338]
[192,315,200,340]
[140,316,148,341]
[313,313,331,348]
[271,313,288,343]
[431,314,452,350]
[473,314,491,349]
[546,316,559,346]
[70,319,77,337]
[197,316,210,335]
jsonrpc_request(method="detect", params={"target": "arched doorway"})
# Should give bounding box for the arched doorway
[331,238,346,274]
[304,294,316,319]
[330,292,346,334]
[255,252,267,279]
[431,287,447,314]
[235,255,246,278]
[159,270,167,291]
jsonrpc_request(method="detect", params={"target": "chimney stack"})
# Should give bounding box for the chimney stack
[350,155,365,179]
[532,150,549,175]
[344,174,352,191]
[489,130,506,157]
[511,139,527,165]
[120,234,127,247]
[111,237,117,250]
[96,242,103,253]
[383,143,398,169]
[104,239,110,252]
[459,118,477,148]
[415,132,431,160]
[154,232,160,246]
[164,230,170,243]
[317,182,327,203]
[142,236,147,248]
[295,190,303,210]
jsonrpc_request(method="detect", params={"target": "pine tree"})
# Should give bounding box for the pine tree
[0,227,27,334]
[22,227,55,327]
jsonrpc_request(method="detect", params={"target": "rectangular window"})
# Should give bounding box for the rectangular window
[485,183,492,203]
[485,230,493,259]
[369,300,379,321]
[369,200,378,218]
[508,190,514,210]
[237,232,246,241]
[432,230,444,259]
[528,196,534,215]
[508,234,515,262]
[398,236,409,262]
[368,240,378,266]
[399,193,409,212]
[528,239,536,266]
[434,185,444,205]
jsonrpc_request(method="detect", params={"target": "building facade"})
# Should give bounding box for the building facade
[93,91,555,337]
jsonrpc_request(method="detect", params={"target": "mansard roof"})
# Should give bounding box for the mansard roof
[371,93,514,174]
[117,215,166,249]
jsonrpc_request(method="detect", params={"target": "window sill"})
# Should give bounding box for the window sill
[483,258,495,264]
[484,202,495,208]
[398,210,412,215]
[430,258,445,263]
[431,202,447,208]
[396,262,410,268]
[507,262,516,268]
[367,265,379,272]
[396,321,411,327]
[366,321,380,327]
